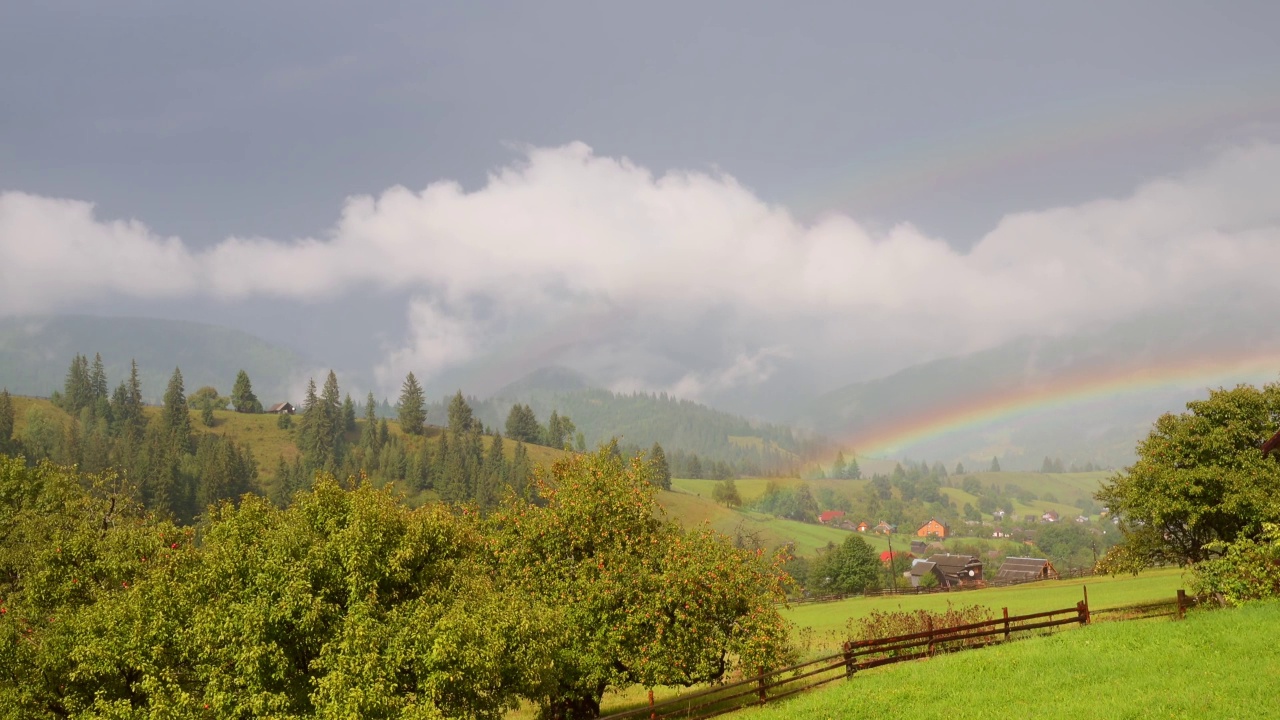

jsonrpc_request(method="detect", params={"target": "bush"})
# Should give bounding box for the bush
[849,603,992,658]
[1192,523,1280,605]
[276,412,293,430]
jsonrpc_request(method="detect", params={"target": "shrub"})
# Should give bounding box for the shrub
[1191,523,1280,605]
[848,603,992,658]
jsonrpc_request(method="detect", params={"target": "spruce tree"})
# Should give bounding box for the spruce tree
[447,391,474,435]
[847,456,861,480]
[650,442,671,490]
[362,391,381,451]
[505,403,541,443]
[990,456,1001,472]
[90,353,108,402]
[231,370,262,413]
[831,451,847,479]
[161,367,193,454]
[0,388,13,450]
[342,394,357,433]
[397,372,426,435]
[298,378,320,467]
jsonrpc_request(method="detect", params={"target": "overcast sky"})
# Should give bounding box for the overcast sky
[2,2,1279,412]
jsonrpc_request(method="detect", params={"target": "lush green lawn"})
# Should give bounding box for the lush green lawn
[745,601,1280,720]
[658,490,871,556]
[785,568,1186,651]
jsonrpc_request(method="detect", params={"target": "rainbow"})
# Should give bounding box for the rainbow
[844,349,1280,459]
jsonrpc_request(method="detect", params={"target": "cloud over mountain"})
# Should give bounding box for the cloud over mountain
[3,141,1278,399]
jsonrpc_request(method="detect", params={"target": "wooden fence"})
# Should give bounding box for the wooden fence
[601,588,1204,720]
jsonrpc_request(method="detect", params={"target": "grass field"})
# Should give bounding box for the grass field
[657,490,880,557]
[785,567,1186,651]
[745,600,1280,720]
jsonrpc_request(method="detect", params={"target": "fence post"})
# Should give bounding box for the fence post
[842,640,855,678]
[1082,586,1091,624]
[1177,589,1187,620]
[926,615,935,656]
[1002,607,1010,641]
[757,667,767,704]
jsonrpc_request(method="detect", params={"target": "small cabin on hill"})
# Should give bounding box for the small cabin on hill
[916,518,949,539]
[818,510,846,525]
[924,553,984,588]
[1041,511,1059,523]
[910,540,928,555]
[856,521,870,533]
[873,521,897,535]
[995,557,1058,583]
[267,402,294,415]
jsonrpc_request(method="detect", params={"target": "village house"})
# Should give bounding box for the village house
[1041,511,1059,523]
[909,553,984,588]
[267,402,294,415]
[873,521,897,535]
[1074,515,1089,524]
[818,510,846,525]
[992,510,1006,521]
[916,518,949,539]
[995,557,1058,582]
[991,530,1011,539]
[910,540,928,555]
[927,553,984,587]
[856,521,870,533]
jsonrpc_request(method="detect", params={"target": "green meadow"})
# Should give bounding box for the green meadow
[743,600,1280,720]
[785,567,1185,651]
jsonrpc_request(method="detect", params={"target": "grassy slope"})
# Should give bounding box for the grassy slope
[785,568,1186,650]
[748,601,1280,720]
[657,490,878,557]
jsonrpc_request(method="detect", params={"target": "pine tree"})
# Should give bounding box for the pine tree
[990,456,1001,472]
[89,353,109,417]
[505,403,541,443]
[831,451,847,479]
[61,354,91,413]
[0,388,13,451]
[342,394,357,433]
[650,442,671,490]
[510,440,531,499]
[397,372,426,435]
[314,371,343,468]
[955,462,965,475]
[847,456,861,480]
[478,431,506,509]
[378,418,389,447]
[361,391,381,452]
[231,370,263,413]
[447,391,474,435]
[161,367,193,454]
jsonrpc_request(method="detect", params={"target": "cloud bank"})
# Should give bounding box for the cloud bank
[3,141,1278,398]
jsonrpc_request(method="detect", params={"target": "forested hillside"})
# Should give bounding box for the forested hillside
[426,367,820,476]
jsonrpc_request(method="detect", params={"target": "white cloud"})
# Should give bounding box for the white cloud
[2,141,1279,396]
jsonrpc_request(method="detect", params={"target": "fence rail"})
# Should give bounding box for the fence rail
[602,588,1206,720]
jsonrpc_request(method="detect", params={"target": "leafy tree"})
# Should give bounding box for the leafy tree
[0,459,550,719]
[489,446,791,717]
[189,385,228,411]
[161,367,193,454]
[1098,383,1280,571]
[809,535,879,593]
[989,456,1001,472]
[505,403,541,444]
[397,372,426,435]
[276,411,292,430]
[712,478,742,507]
[230,369,263,413]
[200,405,216,427]
[1191,523,1280,605]
[447,391,475,435]
[649,442,671,490]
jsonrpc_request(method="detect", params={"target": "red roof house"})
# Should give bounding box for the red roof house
[818,510,846,524]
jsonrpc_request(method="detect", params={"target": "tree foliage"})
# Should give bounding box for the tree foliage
[809,535,880,593]
[397,372,426,436]
[1097,383,1280,571]
[488,445,791,717]
[231,369,263,413]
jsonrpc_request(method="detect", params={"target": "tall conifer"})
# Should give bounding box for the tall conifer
[397,372,426,435]
[161,367,192,454]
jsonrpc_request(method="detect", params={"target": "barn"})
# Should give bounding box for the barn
[995,557,1058,583]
